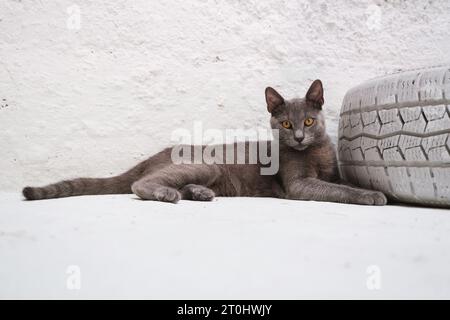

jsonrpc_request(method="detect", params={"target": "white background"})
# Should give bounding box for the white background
[1,0,449,191]
[2,193,450,299]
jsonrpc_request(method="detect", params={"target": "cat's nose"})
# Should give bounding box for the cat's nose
[294,131,304,143]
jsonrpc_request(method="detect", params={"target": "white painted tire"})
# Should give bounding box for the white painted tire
[338,66,450,207]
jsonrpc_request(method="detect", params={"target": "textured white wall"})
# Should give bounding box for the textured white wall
[1,0,449,191]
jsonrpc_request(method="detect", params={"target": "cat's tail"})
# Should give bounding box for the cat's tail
[21,159,151,201]
[22,175,134,200]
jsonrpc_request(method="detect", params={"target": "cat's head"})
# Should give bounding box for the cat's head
[265,80,327,151]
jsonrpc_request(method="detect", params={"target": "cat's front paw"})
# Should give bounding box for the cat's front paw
[358,190,387,206]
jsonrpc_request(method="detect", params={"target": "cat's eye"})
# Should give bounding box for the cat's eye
[281,121,292,129]
[304,118,315,127]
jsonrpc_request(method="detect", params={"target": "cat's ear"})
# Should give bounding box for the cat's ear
[265,87,284,113]
[306,79,324,109]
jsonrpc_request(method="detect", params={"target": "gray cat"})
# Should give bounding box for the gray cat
[23,80,387,205]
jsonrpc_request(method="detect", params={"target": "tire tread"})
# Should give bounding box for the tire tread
[338,66,450,207]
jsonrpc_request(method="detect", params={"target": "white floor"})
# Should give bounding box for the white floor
[0,192,449,299]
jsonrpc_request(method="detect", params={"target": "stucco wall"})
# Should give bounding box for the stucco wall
[1,0,449,191]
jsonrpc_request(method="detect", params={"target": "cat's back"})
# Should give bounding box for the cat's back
[212,141,282,197]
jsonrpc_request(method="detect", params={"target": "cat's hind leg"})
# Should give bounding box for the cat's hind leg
[131,164,220,203]
[180,184,215,201]
[131,180,181,203]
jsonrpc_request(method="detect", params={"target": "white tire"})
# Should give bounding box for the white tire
[338,66,450,207]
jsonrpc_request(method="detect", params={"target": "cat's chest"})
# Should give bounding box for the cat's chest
[280,147,338,180]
